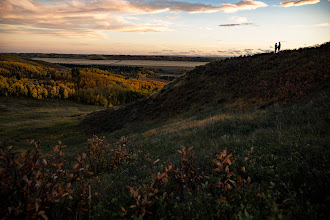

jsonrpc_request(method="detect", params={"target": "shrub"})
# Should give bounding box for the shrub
[0,141,93,219]
[124,146,251,219]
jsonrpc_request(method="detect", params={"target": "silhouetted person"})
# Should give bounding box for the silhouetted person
[275,43,278,53]
[278,42,281,52]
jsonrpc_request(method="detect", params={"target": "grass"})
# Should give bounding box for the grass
[1,43,329,219]
[88,89,328,218]
[0,96,104,153]
[1,90,328,219]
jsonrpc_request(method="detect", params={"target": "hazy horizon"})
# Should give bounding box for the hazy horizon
[0,0,329,56]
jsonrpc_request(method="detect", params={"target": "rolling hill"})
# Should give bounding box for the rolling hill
[1,43,329,219]
[83,42,330,133]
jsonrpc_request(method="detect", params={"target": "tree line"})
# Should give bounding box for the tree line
[0,55,165,107]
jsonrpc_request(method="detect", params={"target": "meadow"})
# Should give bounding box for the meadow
[0,96,103,153]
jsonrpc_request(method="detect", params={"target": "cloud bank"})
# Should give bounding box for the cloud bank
[279,0,320,7]
[0,0,268,37]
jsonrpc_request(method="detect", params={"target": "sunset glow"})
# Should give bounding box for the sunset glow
[0,0,329,56]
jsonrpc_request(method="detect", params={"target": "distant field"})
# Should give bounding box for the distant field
[32,58,209,68]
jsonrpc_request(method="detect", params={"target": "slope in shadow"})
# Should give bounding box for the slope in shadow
[82,43,330,133]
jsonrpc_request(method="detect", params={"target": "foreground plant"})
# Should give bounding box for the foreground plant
[124,146,251,219]
[0,141,92,219]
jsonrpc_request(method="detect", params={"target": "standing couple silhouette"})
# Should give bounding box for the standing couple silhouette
[275,42,281,53]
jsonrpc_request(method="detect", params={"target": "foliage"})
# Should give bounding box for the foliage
[0,55,165,107]
[122,146,251,219]
[0,141,93,219]
[85,136,132,175]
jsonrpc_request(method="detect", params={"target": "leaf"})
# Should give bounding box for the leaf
[38,211,48,220]
[162,177,168,183]
[216,182,223,188]
[153,159,160,165]
[23,175,32,185]
[41,159,47,166]
[61,193,69,197]
[223,153,232,165]
[35,202,40,212]
[244,157,249,161]
[72,163,79,169]
[247,177,251,184]
[53,145,59,153]
[128,186,138,198]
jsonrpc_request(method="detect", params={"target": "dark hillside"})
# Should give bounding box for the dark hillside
[83,43,330,133]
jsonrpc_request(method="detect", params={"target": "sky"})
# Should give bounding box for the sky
[0,0,329,56]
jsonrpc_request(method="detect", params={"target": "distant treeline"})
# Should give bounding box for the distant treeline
[9,53,220,62]
[60,63,160,75]
[0,55,165,107]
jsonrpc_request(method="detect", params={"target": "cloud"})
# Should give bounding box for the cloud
[316,23,330,27]
[0,0,268,16]
[219,23,255,27]
[244,48,253,53]
[279,0,320,7]
[217,49,242,55]
[258,48,271,53]
[219,0,267,13]
[217,48,273,56]
[289,23,330,27]
[0,0,268,38]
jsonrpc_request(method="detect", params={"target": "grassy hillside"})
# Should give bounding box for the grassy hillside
[83,42,329,133]
[80,43,329,219]
[1,44,329,219]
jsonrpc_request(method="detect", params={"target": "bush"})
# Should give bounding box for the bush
[0,141,93,219]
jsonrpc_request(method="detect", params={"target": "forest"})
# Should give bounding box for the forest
[0,55,165,107]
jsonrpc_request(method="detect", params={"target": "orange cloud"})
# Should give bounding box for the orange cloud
[0,0,268,37]
[279,0,320,7]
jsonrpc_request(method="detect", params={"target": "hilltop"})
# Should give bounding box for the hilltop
[83,43,330,133]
